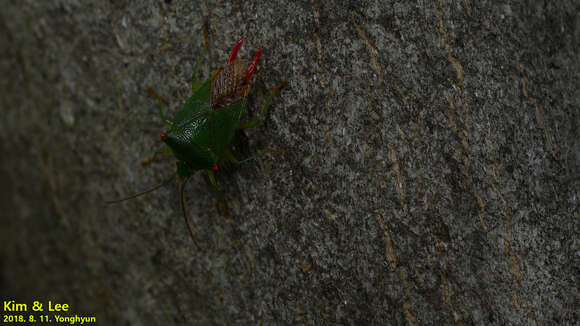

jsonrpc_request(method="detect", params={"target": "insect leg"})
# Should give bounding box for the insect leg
[223,148,281,165]
[140,146,172,166]
[147,87,172,125]
[222,148,241,164]
[191,26,210,91]
[206,169,217,186]
[206,170,229,216]
[237,80,287,130]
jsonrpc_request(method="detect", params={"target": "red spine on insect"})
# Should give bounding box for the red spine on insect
[245,47,262,81]
[228,37,244,64]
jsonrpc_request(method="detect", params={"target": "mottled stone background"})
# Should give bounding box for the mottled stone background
[1,0,578,325]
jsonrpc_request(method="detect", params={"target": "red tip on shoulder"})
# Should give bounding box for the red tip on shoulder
[160,132,166,141]
[211,164,218,172]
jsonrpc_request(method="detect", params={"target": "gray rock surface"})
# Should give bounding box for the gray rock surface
[1,0,578,325]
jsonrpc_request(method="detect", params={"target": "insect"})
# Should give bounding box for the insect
[107,32,286,248]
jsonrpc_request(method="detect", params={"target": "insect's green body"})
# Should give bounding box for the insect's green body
[108,35,285,248]
[164,78,244,178]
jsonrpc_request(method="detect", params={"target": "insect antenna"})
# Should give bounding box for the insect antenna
[105,173,177,204]
[179,176,201,250]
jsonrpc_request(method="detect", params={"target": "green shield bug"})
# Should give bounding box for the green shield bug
[107,31,286,248]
